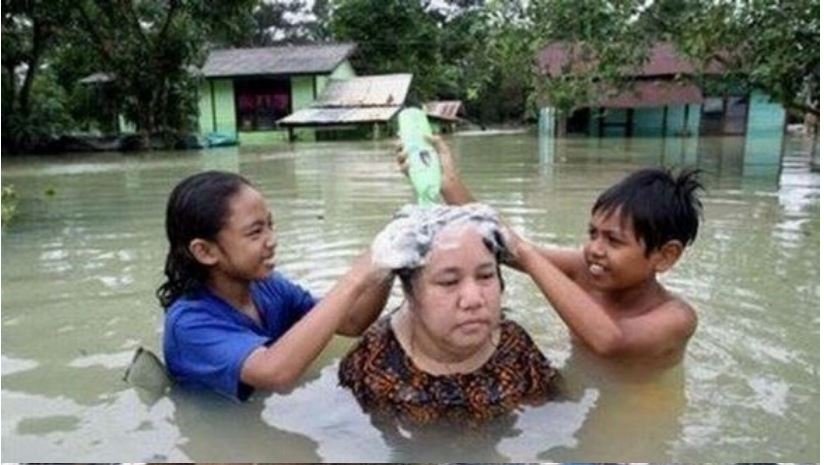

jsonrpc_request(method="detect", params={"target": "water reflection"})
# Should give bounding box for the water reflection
[168,388,322,462]
[1,133,818,461]
[543,345,687,461]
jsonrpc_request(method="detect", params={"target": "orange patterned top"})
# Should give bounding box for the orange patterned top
[338,316,558,425]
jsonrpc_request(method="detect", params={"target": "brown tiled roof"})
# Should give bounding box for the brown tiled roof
[202,43,356,77]
[595,80,704,108]
[537,42,724,78]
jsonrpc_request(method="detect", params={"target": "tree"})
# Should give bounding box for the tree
[528,0,819,118]
[329,0,445,101]
[68,0,257,148]
[666,0,819,116]
[327,0,536,124]
[2,0,76,151]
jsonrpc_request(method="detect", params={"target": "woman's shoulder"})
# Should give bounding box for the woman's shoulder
[495,318,550,360]
[338,316,401,391]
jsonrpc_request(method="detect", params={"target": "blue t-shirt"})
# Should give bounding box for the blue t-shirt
[163,272,317,401]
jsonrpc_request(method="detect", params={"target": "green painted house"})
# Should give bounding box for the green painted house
[198,43,357,144]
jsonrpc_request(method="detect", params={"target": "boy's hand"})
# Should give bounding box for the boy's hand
[500,225,536,268]
[394,136,458,178]
[394,141,410,178]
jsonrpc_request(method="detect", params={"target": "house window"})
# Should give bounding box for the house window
[700,96,748,135]
[235,78,291,131]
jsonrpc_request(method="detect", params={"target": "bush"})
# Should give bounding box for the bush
[2,185,19,227]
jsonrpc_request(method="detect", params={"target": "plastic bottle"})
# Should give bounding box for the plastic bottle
[398,107,442,207]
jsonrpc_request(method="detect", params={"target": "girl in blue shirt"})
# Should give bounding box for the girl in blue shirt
[158,171,392,401]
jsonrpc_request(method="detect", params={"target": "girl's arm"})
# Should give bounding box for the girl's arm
[240,252,386,393]
[336,273,394,336]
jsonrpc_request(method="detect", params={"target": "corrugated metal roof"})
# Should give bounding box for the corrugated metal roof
[202,43,356,77]
[538,42,724,78]
[278,107,402,126]
[316,74,412,107]
[595,80,704,108]
[279,73,412,126]
[424,100,464,121]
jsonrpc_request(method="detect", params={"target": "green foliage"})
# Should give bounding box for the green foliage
[329,0,536,123]
[528,0,819,117]
[2,0,77,151]
[329,0,444,100]
[2,0,257,152]
[669,0,819,115]
[2,185,19,228]
[2,0,816,152]
[3,68,73,151]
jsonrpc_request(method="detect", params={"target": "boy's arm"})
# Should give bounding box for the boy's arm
[515,238,696,358]
[516,243,583,281]
[430,136,476,204]
[397,136,475,204]
[400,137,579,279]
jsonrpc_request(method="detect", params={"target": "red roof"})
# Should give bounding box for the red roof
[537,42,724,78]
[596,80,704,108]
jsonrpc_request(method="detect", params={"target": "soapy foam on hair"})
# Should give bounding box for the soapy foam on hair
[372,203,510,270]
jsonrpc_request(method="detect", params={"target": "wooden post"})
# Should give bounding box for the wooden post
[625,108,635,137]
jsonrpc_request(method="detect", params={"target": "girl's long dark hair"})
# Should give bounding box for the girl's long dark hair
[156,171,252,310]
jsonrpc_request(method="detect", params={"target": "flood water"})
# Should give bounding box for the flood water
[1,132,819,461]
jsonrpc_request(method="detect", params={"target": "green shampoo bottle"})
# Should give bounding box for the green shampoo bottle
[398,107,442,207]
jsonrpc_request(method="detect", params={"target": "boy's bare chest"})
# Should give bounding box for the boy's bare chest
[583,282,665,318]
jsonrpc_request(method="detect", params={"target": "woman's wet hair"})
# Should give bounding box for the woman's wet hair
[372,204,510,301]
[397,233,507,302]
[156,170,253,309]
[592,167,704,254]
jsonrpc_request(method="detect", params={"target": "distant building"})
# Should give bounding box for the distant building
[535,42,787,170]
[198,43,360,144]
[424,100,465,133]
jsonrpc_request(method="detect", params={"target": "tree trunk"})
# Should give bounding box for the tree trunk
[18,19,50,118]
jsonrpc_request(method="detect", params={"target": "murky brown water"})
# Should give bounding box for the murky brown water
[2,132,819,461]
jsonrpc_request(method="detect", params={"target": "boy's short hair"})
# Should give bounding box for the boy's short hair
[592,168,704,254]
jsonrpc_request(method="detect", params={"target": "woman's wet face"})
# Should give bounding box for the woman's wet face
[409,224,503,354]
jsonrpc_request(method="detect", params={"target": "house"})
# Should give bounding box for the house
[536,42,787,169]
[198,43,359,144]
[79,42,415,145]
[424,100,464,133]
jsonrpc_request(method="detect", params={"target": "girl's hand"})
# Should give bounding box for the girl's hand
[351,249,393,284]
